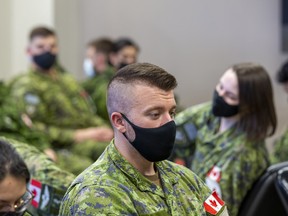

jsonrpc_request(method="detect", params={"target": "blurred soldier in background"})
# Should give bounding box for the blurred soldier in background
[82,37,115,122]
[110,37,140,70]
[8,26,113,174]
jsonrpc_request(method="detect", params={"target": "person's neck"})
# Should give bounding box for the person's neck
[114,136,156,176]
[32,64,55,76]
[219,115,239,133]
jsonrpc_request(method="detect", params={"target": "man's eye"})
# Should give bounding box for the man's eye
[170,111,176,118]
[150,113,160,118]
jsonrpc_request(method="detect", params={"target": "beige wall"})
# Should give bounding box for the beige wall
[1,0,55,77]
[0,0,287,149]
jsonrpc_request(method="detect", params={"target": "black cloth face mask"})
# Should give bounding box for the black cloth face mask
[121,113,176,162]
[118,62,129,70]
[212,90,239,117]
[33,52,56,70]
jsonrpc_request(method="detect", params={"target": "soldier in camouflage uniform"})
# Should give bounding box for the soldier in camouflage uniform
[172,63,277,216]
[82,38,116,122]
[1,136,75,216]
[60,63,229,216]
[8,26,113,174]
[0,139,32,216]
[271,60,288,163]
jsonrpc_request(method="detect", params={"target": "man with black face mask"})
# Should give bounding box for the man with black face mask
[8,26,113,175]
[110,37,140,70]
[60,63,229,216]
[171,63,277,216]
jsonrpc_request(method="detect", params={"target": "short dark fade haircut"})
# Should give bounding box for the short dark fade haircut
[88,38,114,58]
[277,60,288,83]
[233,63,277,142]
[29,26,56,41]
[113,37,139,53]
[107,63,177,117]
[0,139,30,183]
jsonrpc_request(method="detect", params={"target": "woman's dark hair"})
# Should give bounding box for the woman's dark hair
[0,140,30,183]
[233,63,277,142]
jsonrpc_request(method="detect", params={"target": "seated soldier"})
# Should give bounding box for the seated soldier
[1,136,75,216]
[0,139,32,216]
[8,26,113,174]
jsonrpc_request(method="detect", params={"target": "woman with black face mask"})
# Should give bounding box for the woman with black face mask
[0,140,32,216]
[171,63,277,216]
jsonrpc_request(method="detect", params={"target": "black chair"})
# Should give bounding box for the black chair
[238,161,288,216]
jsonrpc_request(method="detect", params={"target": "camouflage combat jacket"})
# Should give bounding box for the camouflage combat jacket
[271,127,288,163]
[8,69,105,147]
[0,136,75,216]
[0,81,50,150]
[173,102,269,216]
[82,66,115,122]
[60,140,229,216]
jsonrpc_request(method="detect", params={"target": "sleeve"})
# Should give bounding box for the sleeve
[219,146,268,216]
[271,128,288,163]
[33,122,75,147]
[60,185,136,216]
[171,102,211,166]
[9,77,76,146]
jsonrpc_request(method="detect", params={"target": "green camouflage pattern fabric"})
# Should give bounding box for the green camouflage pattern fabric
[59,140,230,216]
[82,66,115,122]
[0,136,75,216]
[271,127,288,163]
[173,102,269,216]
[8,68,105,147]
[0,81,50,150]
[8,69,110,174]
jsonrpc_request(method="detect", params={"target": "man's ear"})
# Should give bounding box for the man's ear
[111,112,126,133]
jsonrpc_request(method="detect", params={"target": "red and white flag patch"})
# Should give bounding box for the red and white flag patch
[207,166,221,182]
[206,165,222,197]
[29,179,42,208]
[204,191,225,215]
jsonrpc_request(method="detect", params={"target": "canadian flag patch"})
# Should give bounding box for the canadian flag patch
[29,179,42,208]
[204,191,225,215]
[207,166,221,182]
[206,165,222,197]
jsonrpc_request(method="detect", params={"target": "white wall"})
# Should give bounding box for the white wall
[0,1,12,80]
[55,0,81,77]
[10,0,54,76]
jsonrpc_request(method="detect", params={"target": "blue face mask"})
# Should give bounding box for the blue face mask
[83,58,96,77]
[121,113,176,162]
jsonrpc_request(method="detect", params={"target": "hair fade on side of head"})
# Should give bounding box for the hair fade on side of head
[233,63,277,141]
[107,63,177,118]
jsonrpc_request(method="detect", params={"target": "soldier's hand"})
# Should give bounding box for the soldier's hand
[44,148,58,162]
[74,127,114,143]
